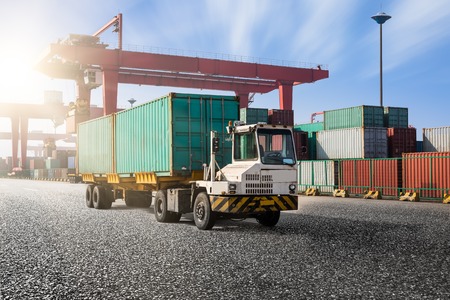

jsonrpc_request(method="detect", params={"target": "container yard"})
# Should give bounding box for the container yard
[4,101,449,203]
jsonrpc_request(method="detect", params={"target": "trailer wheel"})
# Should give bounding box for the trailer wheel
[256,211,280,227]
[193,192,216,230]
[154,190,171,222]
[85,184,95,208]
[93,185,112,209]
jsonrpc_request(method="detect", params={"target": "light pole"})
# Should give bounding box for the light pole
[371,12,391,107]
[128,98,137,108]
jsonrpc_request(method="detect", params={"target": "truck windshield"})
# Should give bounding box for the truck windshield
[257,128,296,165]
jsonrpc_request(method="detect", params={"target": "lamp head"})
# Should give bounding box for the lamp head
[371,12,391,24]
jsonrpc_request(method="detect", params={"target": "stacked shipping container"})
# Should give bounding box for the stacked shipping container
[239,108,268,124]
[316,127,388,159]
[387,128,416,157]
[423,126,450,152]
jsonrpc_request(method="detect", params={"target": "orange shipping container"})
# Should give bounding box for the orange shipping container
[339,159,400,196]
[402,152,450,198]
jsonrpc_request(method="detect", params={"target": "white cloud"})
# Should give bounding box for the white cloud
[379,0,450,72]
[290,0,361,66]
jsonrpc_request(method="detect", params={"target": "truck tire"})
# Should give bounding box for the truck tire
[93,185,112,209]
[85,184,95,208]
[125,197,135,207]
[193,192,216,230]
[154,190,171,222]
[256,211,280,227]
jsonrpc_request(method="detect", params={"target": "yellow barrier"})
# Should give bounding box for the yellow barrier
[363,190,382,199]
[305,188,320,196]
[333,189,349,198]
[399,192,420,202]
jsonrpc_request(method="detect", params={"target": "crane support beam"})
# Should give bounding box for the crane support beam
[36,38,328,114]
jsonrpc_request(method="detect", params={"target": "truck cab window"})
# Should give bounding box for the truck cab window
[234,132,258,161]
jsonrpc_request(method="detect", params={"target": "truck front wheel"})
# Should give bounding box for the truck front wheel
[193,192,216,230]
[256,211,280,227]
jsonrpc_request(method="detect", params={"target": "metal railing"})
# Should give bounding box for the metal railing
[102,40,328,70]
[298,155,450,200]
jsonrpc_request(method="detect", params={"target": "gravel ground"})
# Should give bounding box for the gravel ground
[1,178,449,299]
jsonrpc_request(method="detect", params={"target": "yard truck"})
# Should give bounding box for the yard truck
[79,93,298,230]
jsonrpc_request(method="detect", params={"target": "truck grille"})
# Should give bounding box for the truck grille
[245,174,259,181]
[245,174,273,182]
[261,175,273,182]
[245,183,273,194]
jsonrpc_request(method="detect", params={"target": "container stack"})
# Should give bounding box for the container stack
[317,105,388,159]
[423,126,450,152]
[296,105,413,160]
[292,131,309,160]
[239,108,268,124]
[268,109,294,126]
[293,122,323,160]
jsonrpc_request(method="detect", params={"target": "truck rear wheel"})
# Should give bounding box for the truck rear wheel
[93,185,112,209]
[193,192,216,230]
[85,184,95,208]
[256,211,280,227]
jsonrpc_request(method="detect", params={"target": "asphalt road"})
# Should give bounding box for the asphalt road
[1,178,449,299]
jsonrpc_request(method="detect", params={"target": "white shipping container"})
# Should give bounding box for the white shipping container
[316,127,388,159]
[298,160,337,193]
[423,126,450,152]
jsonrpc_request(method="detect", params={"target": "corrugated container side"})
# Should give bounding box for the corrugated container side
[115,96,171,175]
[339,160,370,195]
[402,152,450,198]
[324,105,384,130]
[387,127,416,157]
[171,94,237,172]
[293,131,309,160]
[240,108,268,124]
[316,127,388,159]
[339,159,400,196]
[423,126,450,152]
[268,109,294,126]
[372,159,401,196]
[77,115,114,174]
[293,122,324,133]
[115,93,238,175]
[298,160,337,193]
[384,107,408,128]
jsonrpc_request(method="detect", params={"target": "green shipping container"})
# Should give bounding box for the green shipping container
[240,108,268,124]
[78,93,239,177]
[384,107,408,128]
[324,105,384,130]
[78,115,114,174]
[294,122,323,160]
[294,122,324,133]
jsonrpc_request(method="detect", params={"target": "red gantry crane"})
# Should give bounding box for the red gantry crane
[35,13,329,133]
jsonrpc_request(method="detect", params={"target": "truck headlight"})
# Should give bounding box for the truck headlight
[289,184,296,193]
[229,183,236,194]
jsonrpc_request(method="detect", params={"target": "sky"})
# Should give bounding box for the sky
[0,0,449,158]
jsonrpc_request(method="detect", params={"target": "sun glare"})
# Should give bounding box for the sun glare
[0,46,48,104]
